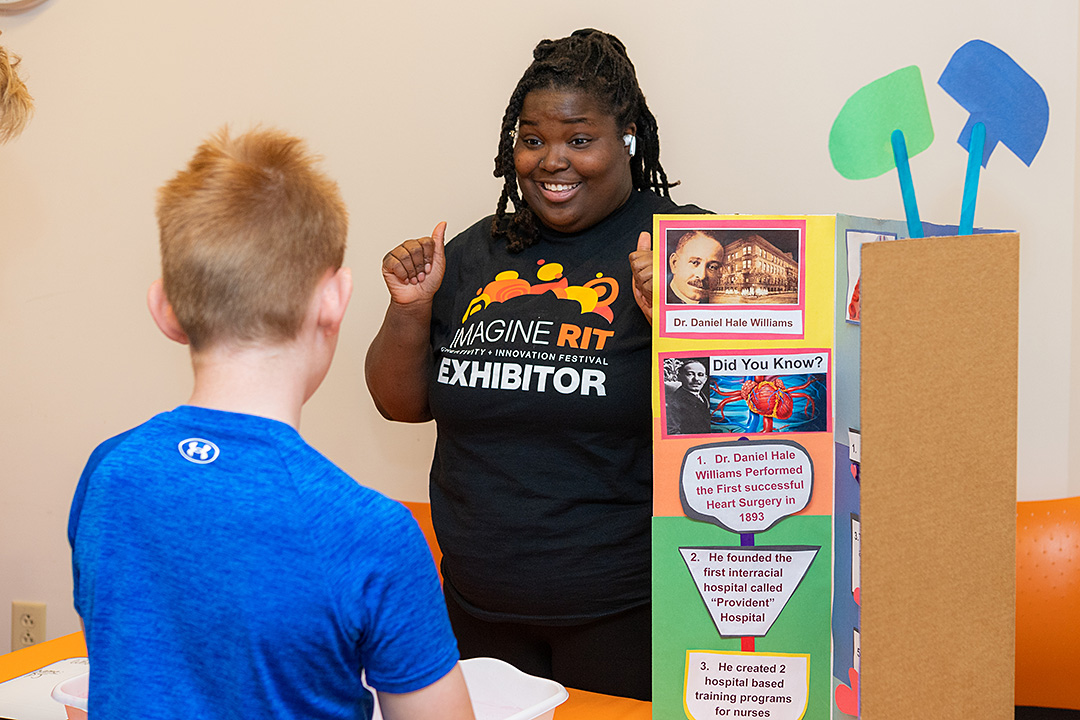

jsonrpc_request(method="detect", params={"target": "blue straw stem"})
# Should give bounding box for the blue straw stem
[891,129,923,238]
[959,122,986,235]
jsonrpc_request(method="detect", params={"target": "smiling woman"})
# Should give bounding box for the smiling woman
[365,28,706,701]
[513,89,634,235]
[491,29,678,253]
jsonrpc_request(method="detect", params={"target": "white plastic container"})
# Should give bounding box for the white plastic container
[371,657,569,720]
[457,657,569,720]
[50,671,89,720]
[52,658,568,720]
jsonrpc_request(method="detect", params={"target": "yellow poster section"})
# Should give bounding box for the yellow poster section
[651,214,836,518]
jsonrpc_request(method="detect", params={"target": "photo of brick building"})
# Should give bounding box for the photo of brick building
[717,234,799,302]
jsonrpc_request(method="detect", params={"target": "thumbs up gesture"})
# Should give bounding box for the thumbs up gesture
[628,231,654,323]
[381,222,448,307]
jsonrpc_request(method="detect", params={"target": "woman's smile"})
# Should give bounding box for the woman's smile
[538,181,582,201]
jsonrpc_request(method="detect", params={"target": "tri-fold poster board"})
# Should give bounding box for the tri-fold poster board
[650,214,1018,719]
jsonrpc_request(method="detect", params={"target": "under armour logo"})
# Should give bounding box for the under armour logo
[178,438,220,464]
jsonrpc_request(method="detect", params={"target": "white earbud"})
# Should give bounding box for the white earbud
[623,133,636,157]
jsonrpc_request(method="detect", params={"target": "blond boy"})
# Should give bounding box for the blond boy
[68,128,473,720]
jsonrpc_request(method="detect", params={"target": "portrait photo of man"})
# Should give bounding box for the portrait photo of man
[665,229,725,302]
[665,357,712,435]
[666,230,725,304]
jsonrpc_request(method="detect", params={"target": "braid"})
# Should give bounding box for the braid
[492,82,539,253]
[492,29,677,253]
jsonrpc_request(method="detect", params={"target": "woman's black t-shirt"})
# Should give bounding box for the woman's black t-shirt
[427,189,703,622]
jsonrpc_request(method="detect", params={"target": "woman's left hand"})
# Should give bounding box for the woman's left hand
[629,231,653,324]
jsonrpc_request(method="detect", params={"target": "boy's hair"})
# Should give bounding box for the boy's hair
[156,127,348,350]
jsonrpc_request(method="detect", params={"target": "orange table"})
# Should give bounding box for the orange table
[0,632,87,681]
[0,633,651,719]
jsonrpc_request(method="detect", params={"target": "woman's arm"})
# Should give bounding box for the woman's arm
[364,223,447,422]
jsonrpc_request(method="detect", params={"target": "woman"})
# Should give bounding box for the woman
[366,29,703,700]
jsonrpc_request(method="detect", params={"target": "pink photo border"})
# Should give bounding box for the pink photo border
[658,217,807,341]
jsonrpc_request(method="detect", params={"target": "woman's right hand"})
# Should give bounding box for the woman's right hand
[367,221,448,422]
[381,222,448,306]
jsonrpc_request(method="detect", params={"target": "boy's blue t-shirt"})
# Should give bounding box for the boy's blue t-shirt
[68,405,458,720]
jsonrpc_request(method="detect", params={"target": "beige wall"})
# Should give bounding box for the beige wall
[1072,11,1080,515]
[2,0,1077,650]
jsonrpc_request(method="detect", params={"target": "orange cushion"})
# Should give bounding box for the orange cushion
[1015,497,1080,710]
[401,501,442,583]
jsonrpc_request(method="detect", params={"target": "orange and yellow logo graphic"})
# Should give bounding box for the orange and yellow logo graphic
[463,260,620,323]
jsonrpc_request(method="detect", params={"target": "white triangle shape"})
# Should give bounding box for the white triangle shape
[679,546,820,637]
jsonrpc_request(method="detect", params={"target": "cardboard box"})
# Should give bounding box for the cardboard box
[859,233,1017,719]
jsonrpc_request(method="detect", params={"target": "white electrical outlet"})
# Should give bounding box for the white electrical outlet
[11,601,46,651]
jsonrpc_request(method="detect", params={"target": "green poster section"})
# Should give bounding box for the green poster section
[652,515,832,719]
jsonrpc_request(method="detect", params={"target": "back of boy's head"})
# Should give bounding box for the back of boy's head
[156,127,348,351]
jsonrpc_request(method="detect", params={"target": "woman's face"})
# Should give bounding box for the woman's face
[514,88,635,235]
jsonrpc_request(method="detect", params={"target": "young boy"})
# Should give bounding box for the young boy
[67,127,474,720]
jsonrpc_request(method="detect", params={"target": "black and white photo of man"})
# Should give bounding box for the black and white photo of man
[665,358,711,435]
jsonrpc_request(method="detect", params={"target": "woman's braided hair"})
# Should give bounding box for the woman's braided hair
[492,28,676,253]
